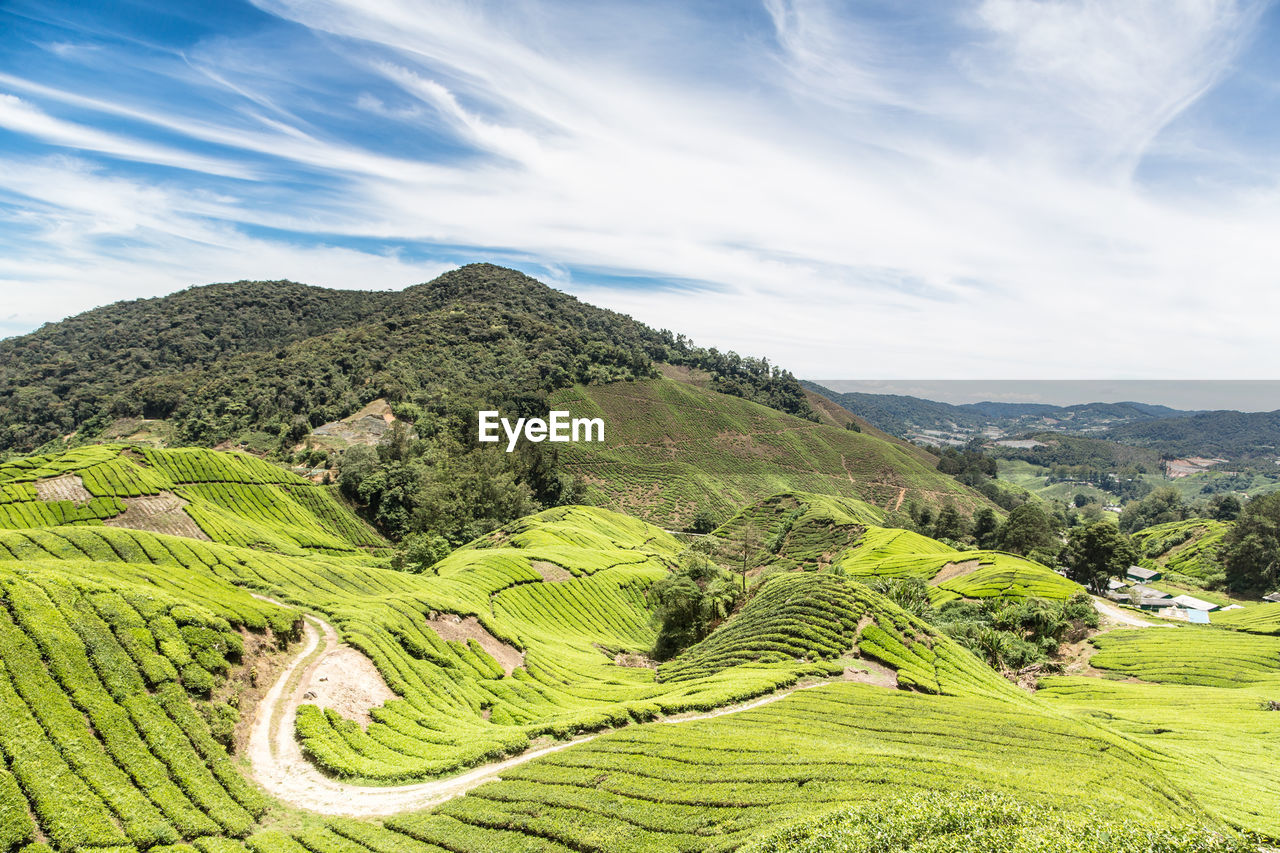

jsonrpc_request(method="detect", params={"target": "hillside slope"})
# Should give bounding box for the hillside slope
[0,264,813,453]
[548,379,995,528]
[0,445,1274,850]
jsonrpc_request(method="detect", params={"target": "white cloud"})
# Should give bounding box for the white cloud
[0,0,1276,380]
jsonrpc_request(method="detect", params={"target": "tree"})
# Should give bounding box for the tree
[1223,492,1280,593]
[997,503,1056,557]
[971,508,1000,549]
[650,551,741,660]
[1062,522,1139,595]
[686,508,718,534]
[931,503,968,542]
[732,520,762,593]
[1210,493,1243,521]
[392,532,451,573]
[1118,487,1185,533]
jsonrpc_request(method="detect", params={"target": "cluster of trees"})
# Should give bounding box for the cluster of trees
[0,263,816,455]
[870,577,1097,672]
[1223,492,1280,593]
[892,501,1056,562]
[649,547,743,660]
[340,422,580,546]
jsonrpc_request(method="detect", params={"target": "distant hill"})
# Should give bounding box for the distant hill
[803,381,1196,446]
[1103,409,1280,461]
[0,264,814,453]
[547,378,996,528]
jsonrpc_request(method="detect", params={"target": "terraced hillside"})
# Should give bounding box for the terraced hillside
[0,446,1273,851]
[1132,518,1230,587]
[549,379,994,529]
[704,491,1077,605]
[0,444,386,555]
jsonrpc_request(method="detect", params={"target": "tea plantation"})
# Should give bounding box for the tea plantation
[548,379,996,529]
[0,447,1275,851]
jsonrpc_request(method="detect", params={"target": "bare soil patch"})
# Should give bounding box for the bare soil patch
[843,657,899,689]
[613,652,656,669]
[304,646,396,728]
[34,474,94,504]
[531,560,573,582]
[426,614,525,675]
[929,558,981,586]
[104,491,211,540]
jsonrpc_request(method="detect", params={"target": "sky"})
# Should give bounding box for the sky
[815,381,1280,412]
[2,0,1280,387]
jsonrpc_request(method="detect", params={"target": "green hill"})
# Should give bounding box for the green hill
[0,445,1275,851]
[0,264,813,454]
[548,379,994,529]
[1131,518,1230,587]
[0,444,385,555]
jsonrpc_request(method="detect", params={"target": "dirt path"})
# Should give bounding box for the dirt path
[245,599,848,817]
[1091,596,1160,629]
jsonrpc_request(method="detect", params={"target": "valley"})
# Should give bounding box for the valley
[0,268,1277,852]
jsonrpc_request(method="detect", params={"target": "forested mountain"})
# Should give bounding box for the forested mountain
[804,382,1194,445]
[1103,410,1280,461]
[0,264,814,453]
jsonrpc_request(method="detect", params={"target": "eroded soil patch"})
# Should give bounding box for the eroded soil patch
[929,558,981,586]
[531,560,573,582]
[426,614,525,675]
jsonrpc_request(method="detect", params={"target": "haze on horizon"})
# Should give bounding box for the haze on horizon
[3,1,1280,380]
[813,380,1280,413]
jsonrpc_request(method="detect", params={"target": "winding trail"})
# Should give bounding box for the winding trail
[246,599,835,817]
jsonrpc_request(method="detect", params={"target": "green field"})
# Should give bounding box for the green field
[550,379,996,529]
[0,446,1275,851]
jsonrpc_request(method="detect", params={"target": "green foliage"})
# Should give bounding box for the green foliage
[743,789,1257,853]
[0,264,815,454]
[1121,486,1190,533]
[997,502,1057,556]
[392,532,452,573]
[1089,628,1280,688]
[1063,521,1140,593]
[649,552,741,661]
[1223,492,1280,593]
[930,593,1097,671]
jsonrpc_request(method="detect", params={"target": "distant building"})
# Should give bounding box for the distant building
[1265,592,1280,604]
[1186,609,1211,625]
[1171,594,1219,612]
[1131,584,1170,599]
[1126,565,1162,583]
[1107,578,1127,591]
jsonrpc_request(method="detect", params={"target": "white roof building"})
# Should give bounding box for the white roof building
[1171,594,1219,612]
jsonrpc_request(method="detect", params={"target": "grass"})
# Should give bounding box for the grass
[548,379,996,530]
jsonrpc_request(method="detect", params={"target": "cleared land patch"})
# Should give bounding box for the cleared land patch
[104,491,211,540]
[33,473,93,503]
[424,613,526,676]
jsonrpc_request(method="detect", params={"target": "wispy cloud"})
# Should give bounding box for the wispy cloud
[0,0,1276,378]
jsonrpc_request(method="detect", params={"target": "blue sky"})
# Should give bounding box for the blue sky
[2,0,1279,381]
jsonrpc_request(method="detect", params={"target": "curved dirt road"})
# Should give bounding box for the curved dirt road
[246,605,833,816]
